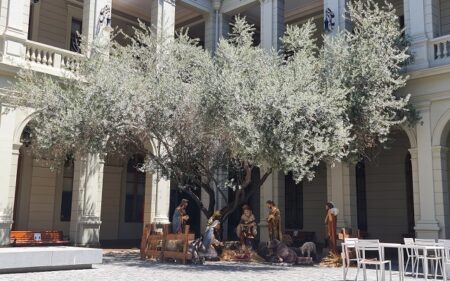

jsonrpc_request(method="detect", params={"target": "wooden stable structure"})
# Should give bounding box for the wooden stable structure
[10,230,69,246]
[338,228,367,240]
[140,224,194,264]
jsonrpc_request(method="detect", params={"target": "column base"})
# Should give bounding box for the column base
[415,220,440,239]
[0,217,13,246]
[152,216,170,225]
[71,216,102,247]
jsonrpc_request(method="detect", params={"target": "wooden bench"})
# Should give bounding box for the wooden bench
[141,224,194,264]
[10,231,70,246]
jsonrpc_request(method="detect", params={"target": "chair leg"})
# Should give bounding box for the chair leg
[405,256,410,275]
[415,258,420,279]
[363,264,367,281]
[355,264,360,281]
[389,262,392,281]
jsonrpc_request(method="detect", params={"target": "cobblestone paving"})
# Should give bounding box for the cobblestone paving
[0,250,419,281]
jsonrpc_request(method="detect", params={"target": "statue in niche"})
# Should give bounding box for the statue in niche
[324,8,335,33]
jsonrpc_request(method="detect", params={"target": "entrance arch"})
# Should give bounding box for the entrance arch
[358,129,416,242]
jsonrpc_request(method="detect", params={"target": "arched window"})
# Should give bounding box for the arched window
[125,155,145,223]
[356,161,368,232]
[60,157,74,221]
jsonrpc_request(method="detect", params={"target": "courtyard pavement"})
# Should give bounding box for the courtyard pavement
[0,249,419,281]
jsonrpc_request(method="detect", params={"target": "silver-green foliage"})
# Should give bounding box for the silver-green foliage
[3,0,411,194]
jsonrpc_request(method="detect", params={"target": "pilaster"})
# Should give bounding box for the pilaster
[432,145,450,238]
[2,0,30,64]
[69,153,104,246]
[327,162,357,230]
[260,0,284,50]
[259,169,284,242]
[0,108,18,246]
[414,102,440,239]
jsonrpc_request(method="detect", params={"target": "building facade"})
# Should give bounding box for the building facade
[0,0,450,247]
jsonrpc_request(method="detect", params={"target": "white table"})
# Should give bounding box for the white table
[380,243,406,281]
[342,242,447,281]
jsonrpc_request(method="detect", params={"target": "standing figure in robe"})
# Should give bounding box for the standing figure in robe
[325,202,339,256]
[266,200,282,241]
[172,199,189,234]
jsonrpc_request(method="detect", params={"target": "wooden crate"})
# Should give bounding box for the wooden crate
[140,224,194,264]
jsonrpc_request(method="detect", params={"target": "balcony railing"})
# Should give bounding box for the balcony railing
[430,34,450,67]
[24,40,83,73]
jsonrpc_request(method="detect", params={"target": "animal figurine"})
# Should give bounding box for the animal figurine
[267,239,298,264]
[300,242,317,259]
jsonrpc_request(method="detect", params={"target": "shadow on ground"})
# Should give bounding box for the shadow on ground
[102,249,292,272]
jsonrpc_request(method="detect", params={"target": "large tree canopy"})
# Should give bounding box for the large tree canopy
[2,0,413,221]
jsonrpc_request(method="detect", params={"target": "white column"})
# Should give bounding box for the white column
[258,0,284,243]
[324,0,347,35]
[327,162,357,230]
[82,0,112,47]
[0,107,18,245]
[143,173,154,226]
[260,0,284,50]
[432,146,450,238]
[152,172,171,225]
[414,103,440,239]
[404,0,435,70]
[69,153,104,246]
[2,0,30,64]
[259,169,284,242]
[204,12,219,53]
[151,0,176,40]
[147,1,176,227]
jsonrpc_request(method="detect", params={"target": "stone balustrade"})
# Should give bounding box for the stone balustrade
[430,34,450,66]
[24,40,83,73]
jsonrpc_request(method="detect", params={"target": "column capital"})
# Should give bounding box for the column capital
[415,101,432,112]
[12,143,22,154]
[432,145,449,156]
[408,148,418,159]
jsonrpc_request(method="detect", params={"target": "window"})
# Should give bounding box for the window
[60,158,74,221]
[355,161,368,232]
[125,155,146,223]
[285,172,304,229]
[70,18,82,52]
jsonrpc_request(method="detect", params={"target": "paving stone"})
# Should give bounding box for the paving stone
[0,250,419,281]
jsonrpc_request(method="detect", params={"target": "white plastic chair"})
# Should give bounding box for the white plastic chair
[438,239,450,278]
[342,238,359,281]
[355,240,392,281]
[403,238,416,275]
[414,239,444,280]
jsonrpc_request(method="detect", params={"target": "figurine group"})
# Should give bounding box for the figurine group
[171,198,339,264]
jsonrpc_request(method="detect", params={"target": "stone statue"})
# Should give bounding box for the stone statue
[266,200,282,241]
[236,205,257,250]
[325,202,339,256]
[172,199,189,234]
[96,4,112,35]
[324,8,335,33]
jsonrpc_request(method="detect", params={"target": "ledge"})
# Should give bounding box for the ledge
[0,246,102,273]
